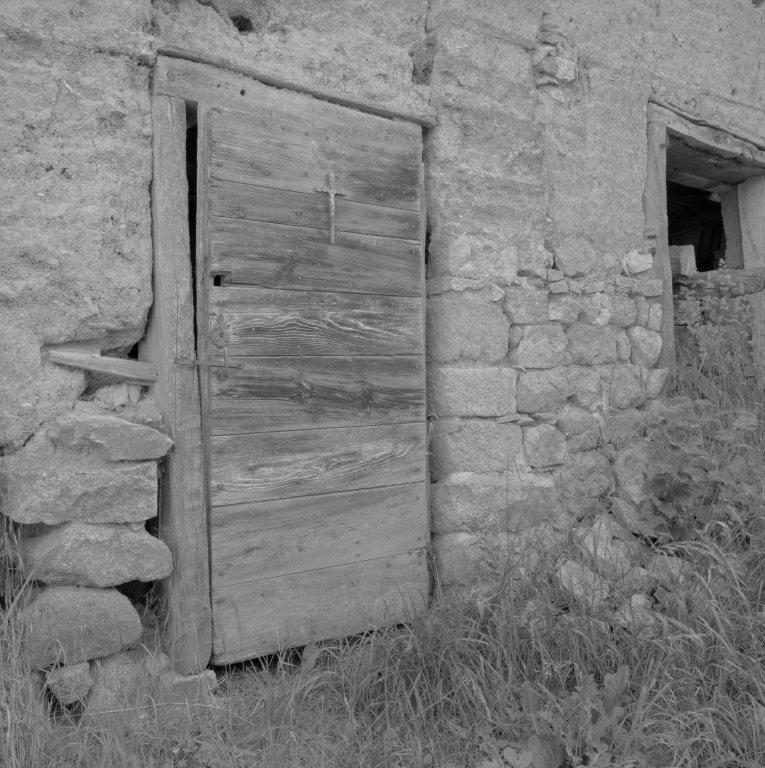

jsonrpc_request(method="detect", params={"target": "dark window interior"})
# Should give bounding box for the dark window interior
[667,181,726,272]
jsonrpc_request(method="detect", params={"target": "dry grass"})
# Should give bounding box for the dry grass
[3,328,765,767]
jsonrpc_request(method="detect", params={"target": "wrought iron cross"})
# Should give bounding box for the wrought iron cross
[315,171,346,244]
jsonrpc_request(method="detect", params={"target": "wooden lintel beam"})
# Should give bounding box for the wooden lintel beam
[666,166,735,193]
[47,350,158,384]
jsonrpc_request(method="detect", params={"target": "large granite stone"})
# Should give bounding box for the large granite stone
[508,324,567,369]
[48,413,173,461]
[523,424,567,467]
[565,323,619,365]
[0,462,158,525]
[20,522,173,588]
[427,367,516,417]
[21,587,142,669]
[46,662,94,705]
[627,326,662,366]
[554,237,598,277]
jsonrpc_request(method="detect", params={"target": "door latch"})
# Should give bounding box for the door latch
[174,314,243,372]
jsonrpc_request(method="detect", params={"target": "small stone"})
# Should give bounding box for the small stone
[503,287,548,324]
[615,276,634,293]
[613,439,649,507]
[645,367,668,397]
[157,669,218,705]
[613,593,657,633]
[647,303,663,332]
[516,368,575,413]
[86,652,140,714]
[632,279,663,297]
[610,365,646,410]
[634,296,649,327]
[46,662,94,705]
[548,280,569,294]
[48,414,173,461]
[618,566,658,595]
[20,522,173,588]
[556,405,599,453]
[609,295,637,328]
[580,280,606,294]
[623,249,653,275]
[554,237,597,277]
[548,294,581,324]
[578,293,609,324]
[647,554,693,587]
[21,587,142,669]
[508,324,567,369]
[523,424,567,467]
[565,323,618,365]
[547,268,565,282]
[615,329,631,361]
[555,560,609,606]
[627,326,662,367]
[578,526,632,579]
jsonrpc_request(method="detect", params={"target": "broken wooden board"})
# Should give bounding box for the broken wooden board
[47,350,158,384]
[676,267,765,298]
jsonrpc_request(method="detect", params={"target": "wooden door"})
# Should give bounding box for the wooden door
[195,94,428,664]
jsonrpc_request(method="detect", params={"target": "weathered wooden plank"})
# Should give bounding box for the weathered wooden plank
[665,166,734,193]
[139,95,211,673]
[209,218,420,296]
[644,121,676,379]
[676,267,765,298]
[211,483,428,587]
[667,141,756,187]
[210,108,420,211]
[739,176,765,388]
[210,355,425,434]
[154,53,434,132]
[721,188,745,269]
[210,179,421,241]
[210,285,423,357]
[47,350,158,384]
[650,102,765,164]
[210,422,425,505]
[211,549,428,663]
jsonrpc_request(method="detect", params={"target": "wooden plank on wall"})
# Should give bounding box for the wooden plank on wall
[211,285,423,357]
[210,180,421,240]
[211,483,428,587]
[139,95,211,674]
[721,188,745,269]
[47,350,158,384]
[739,176,765,388]
[211,549,428,663]
[209,355,425,434]
[210,422,426,506]
[644,120,676,378]
[209,219,421,296]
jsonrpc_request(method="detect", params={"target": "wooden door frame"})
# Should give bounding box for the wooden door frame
[143,53,430,673]
[644,101,765,382]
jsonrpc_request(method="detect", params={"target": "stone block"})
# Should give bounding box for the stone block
[610,365,646,410]
[548,280,569,294]
[523,425,567,467]
[554,560,609,607]
[21,587,142,669]
[508,324,567,368]
[554,450,612,518]
[516,366,603,413]
[86,652,141,715]
[428,292,509,363]
[0,462,158,525]
[623,249,653,275]
[647,554,693,587]
[547,269,565,283]
[613,439,649,507]
[554,237,597,278]
[428,231,519,285]
[427,367,516,418]
[157,669,218,706]
[566,367,607,409]
[565,323,619,365]
[615,329,631,361]
[613,594,657,634]
[46,662,94,706]
[634,297,649,327]
[627,326,662,367]
[647,303,663,332]
[645,367,668,397]
[609,295,637,328]
[578,293,611,325]
[20,522,173,588]
[503,287,548,324]
[556,405,599,453]
[432,532,493,586]
[48,413,173,461]
[601,408,648,450]
[517,246,552,279]
[430,419,523,479]
[431,477,505,534]
[577,524,633,579]
[632,279,663,297]
[548,294,581,325]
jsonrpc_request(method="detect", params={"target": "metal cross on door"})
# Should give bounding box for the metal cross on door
[315,171,346,244]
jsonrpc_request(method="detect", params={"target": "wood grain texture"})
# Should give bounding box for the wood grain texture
[210,285,423,357]
[209,218,421,296]
[665,167,735,193]
[47,351,158,384]
[210,355,425,434]
[210,423,425,505]
[644,121,676,378]
[667,140,757,187]
[721,188,745,269]
[211,549,428,663]
[211,483,428,587]
[139,95,211,673]
[210,108,421,211]
[154,53,435,130]
[739,176,765,388]
[210,179,421,241]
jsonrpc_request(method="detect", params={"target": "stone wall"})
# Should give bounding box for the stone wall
[2,0,765,682]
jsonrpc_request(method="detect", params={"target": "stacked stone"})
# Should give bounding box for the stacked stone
[0,389,174,707]
[423,7,669,586]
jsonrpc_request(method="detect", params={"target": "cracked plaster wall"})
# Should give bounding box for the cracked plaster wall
[1,0,765,586]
